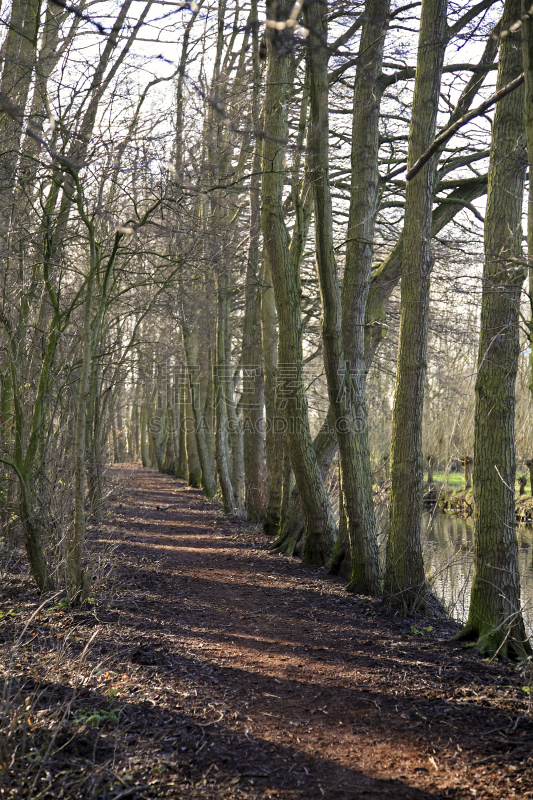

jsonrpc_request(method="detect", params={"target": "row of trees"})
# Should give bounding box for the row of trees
[0,0,531,654]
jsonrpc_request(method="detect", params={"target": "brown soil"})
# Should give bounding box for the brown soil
[1,465,533,799]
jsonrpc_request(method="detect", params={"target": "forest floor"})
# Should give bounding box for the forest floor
[1,466,533,799]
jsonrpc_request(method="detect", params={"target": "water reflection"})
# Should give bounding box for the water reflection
[374,505,533,632]
[421,511,533,632]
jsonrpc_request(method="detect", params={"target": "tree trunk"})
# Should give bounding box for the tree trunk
[298,19,501,504]
[329,470,351,578]
[280,447,292,532]
[280,0,389,571]
[215,269,235,513]
[164,406,177,474]
[262,256,284,535]
[177,380,188,479]
[456,0,529,657]
[274,405,338,553]
[261,0,336,565]
[224,294,244,509]
[140,404,149,467]
[133,403,140,462]
[149,412,165,472]
[182,324,217,497]
[464,456,473,490]
[526,459,533,496]
[185,378,202,488]
[68,260,95,603]
[242,0,266,522]
[304,0,380,593]
[384,0,447,610]
[112,419,119,463]
[336,0,390,590]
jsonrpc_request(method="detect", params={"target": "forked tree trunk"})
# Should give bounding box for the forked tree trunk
[304,0,380,593]
[261,0,336,565]
[289,15,502,552]
[384,0,447,609]
[281,0,389,570]
[276,406,337,555]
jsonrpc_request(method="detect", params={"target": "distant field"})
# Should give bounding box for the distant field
[425,471,465,487]
[424,471,532,493]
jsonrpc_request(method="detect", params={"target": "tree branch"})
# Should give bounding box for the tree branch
[405,72,524,181]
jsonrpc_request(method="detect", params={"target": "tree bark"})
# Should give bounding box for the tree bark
[384,0,448,610]
[298,24,501,512]
[177,380,188,479]
[242,0,266,522]
[68,248,95,603]
[262,256,284,535]
[455,0,530,656]
[182,323,217,497]
[304,0,380,593]
[140,404,149,467]
[215,268,235,514]
[261,0,336,565]
[185,378,202,488]
[224,279,244,508]
[464,456,473,490]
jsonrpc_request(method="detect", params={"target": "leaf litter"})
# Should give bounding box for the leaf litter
[0,465,532,798]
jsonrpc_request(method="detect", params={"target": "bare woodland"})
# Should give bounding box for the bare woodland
[1,0,533,664]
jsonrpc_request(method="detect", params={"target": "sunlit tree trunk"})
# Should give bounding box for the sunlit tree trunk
[525,1,533,466]
[304,0,380,593]
[280,447,292,533]
[294,20,501,551]
[177,380,188,479]
[275,406,337,555]
[224,281,244,508]
[241,0,266,522]
[262,257,284,535]
[139,404,149,467]
[184,377,202,488]
[384,0,448,609]
[68,238,96,603]
[261,0,336,564]
[182,323,217,497]
[456,0,529,656]
[164,405,177,474]
[215,268,235,513]
[133,403,140,462]
[332,0,390,581]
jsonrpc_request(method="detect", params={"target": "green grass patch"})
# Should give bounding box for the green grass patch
[424,471,465,487]
[425,471,533,493]
[72,707,119,727]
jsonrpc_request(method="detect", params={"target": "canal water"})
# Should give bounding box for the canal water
[375,507,533,632]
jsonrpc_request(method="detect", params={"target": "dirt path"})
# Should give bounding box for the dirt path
[2,466,533,798]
